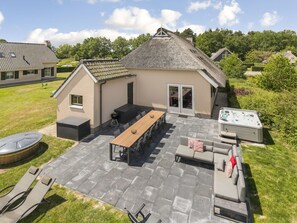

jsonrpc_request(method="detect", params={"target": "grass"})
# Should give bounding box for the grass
[0,77,129,223]
[229,78,297,222]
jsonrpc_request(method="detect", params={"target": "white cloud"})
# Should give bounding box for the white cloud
[0,11,4,25]
[105,7,182,33]
[179,24,206,35]
[187,0,211,13]
[218,0,241,26]
[260,11,280,27]
[26,28,138,46]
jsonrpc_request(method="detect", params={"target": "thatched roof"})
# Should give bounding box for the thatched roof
[210,48,232,61]
[0,42,58,71]
[121,28,226,87]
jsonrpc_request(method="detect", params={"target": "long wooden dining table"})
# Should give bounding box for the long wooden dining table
[109,110,166,165]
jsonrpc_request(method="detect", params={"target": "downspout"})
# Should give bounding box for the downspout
[99,81,107,127]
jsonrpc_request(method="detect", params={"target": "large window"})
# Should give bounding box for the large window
[23,70,38,75]
[1,71,19,80]
[71,95,83,106]
[44,68,52,77]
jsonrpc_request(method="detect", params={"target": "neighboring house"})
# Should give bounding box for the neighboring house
[283,50,297,64]
[53,59,136,133]
[210,47,232,62]
[0,42,58,86]
[53,28,225,134]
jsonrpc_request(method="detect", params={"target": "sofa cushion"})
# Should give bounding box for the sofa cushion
[201,139,213,147]
[213,147,229,155]
[193,151,213,164]
[194,140,204,152]
[237,170,246,202]
[225,161,233,177]
[176,145,194,159]
[205,145,213,152]
[232,166,239,185]
[214,169,239,202]
[217,159,225,171]
[188,138,195,149]
[180,136,188,146]
[214,153,228,164]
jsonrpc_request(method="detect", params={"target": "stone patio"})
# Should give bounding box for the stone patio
[43,114,230,223]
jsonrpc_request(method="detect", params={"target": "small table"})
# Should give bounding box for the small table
[110,110,165,165]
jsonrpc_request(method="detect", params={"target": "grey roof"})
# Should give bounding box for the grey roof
[121,28,226,87]
[283,50,297,63]
[82,59,132,81]
[210,47,232,61]
[0,42,58,71]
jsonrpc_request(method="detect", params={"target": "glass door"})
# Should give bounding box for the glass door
[168,84,180,113]
[181,85,194,115]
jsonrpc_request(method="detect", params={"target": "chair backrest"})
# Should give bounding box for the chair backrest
[127,211,140,223]
[136,114,141,121]
[141,111,146,117]
[135,137,143,151]
[113,129,121,137]
[122,123,129,130]
[14,176,55,220]
[148,125,155,137]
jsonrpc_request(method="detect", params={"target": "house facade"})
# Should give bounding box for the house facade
[0,42,58,86]
[121,28,225,118]
[53,28,225,134]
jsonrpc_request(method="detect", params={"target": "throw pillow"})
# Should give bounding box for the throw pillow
[217,159,225,171]
[225,161,233,178]
[188,138,195,149]
[194,140,204,152]
[230,155,237,168]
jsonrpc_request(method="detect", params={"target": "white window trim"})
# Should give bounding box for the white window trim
[69,105,83,109]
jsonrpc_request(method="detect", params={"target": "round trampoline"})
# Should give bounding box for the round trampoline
[0,132,42,165]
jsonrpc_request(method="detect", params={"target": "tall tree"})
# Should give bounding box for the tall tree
[111,37,132,59]
[56,44,73,59]
[257,54,297,91]
[130,33,151,50]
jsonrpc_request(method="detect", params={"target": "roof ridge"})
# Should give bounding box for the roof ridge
[0,42,46,46]
[81,59,119,64]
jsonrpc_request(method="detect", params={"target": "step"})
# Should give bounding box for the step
[219,136,237,145]
[220,131,237,139]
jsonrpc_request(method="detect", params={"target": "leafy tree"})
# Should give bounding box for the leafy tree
[257,54,297,91]
[80,37,112,59]
[130,33,151,50]
[180,28,196,43]
[219,53,246,78]
[56,44,73,59]
[244,50,274,64]
[111,37,132,59]
[0,39,7,43]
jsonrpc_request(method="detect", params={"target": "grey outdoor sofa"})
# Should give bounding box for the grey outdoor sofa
[175,136,248,222]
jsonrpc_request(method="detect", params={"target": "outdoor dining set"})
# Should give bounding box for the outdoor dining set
[109,110,166,165]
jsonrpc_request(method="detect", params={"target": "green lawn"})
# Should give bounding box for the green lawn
[229,78,297,223]
[0,77,129,223]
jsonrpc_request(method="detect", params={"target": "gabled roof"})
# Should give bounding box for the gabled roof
[121,28,226,87]
[283,50,297,63]
[210,47,232,61]
[0,42,58,71]
[52,59,134,98]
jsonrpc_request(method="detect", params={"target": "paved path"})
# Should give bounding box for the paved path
[43,114,229,223]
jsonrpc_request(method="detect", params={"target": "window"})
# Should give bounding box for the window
[44,68,52,77]
[1,71,19,80]
[71,95,83,106]
[10,52,16,58]
[24,70,38,75]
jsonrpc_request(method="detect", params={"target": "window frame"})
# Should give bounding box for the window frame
[70,95,83,107]
[44,68,52,77]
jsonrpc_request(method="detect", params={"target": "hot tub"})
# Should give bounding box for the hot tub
[0,132,42,165]
[218,107,263,143]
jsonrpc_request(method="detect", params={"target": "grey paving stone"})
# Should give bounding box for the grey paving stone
[112,177,132,191]
[138,167,154,179]
[131,176,148,189]
[102,189,123,206]
[122,186,142,202]
[142,186,159,203]
[159,185,176,201]
[195,184,212,198]
[189,209,210,223]
[169,211,189,223]
[192,195,211,214]
[77,180,97,195]
[197,172,213,187]
[177,184,195,200]
[172,196,192,214]
[185,165,200,176]
[155,166,170,179]
[116,197,135,211]
[122,168,139,181]
[169,165,185,177]
[152,197,172,218]
[181,173,197,187]
[163,175,180,190]
[147,174,163,188]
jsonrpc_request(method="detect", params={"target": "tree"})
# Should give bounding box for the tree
[244,50,274,64]
[80,37,112,59]
[180,28,196,43]
[55,44,73,59]
[0,39,7,43]
[257,54,297,91]
[130,33,151,50]
[219,53,246,78]
[111,37,132,59]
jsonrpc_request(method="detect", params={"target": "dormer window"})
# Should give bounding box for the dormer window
[10,52,16,58]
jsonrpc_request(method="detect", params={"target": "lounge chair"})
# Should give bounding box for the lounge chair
[140,111,146,117]
[0,176,55,223]
[126,203,162,223]
[0,166,41,213]
[122,123,130,131]
[136,114,141,121]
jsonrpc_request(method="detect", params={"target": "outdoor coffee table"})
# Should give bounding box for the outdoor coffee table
[109,110,165,165]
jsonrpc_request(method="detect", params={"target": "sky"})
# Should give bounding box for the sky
[0,0,297,47]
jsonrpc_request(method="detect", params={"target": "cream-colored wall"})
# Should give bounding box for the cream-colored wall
[99,76,136,126]
[128,68,212,116]
[56,67,95,127]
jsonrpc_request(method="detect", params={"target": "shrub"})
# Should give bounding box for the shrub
[219,53,246,79]
[233,88,252,96]
[57,67,75,73]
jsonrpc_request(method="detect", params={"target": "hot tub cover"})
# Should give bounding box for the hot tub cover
[0,132,42,155]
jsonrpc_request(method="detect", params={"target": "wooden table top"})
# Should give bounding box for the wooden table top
[110,110,165,148]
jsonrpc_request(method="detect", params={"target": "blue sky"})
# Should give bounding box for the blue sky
[0,0,297,46]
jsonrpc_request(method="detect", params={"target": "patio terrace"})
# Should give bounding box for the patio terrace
[43,114,232,223]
